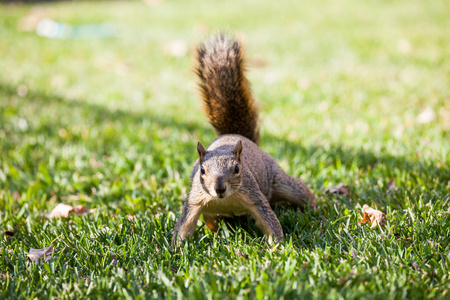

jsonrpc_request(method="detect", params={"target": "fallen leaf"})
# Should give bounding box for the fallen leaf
[27,245,54,264]
[361,204,387,229]
[73,205,96,215]
[46,203,96,219]
[326,184,350,197]
[46,203,73,218]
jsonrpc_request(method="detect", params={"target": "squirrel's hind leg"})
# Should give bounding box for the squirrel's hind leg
[270,171,316,210]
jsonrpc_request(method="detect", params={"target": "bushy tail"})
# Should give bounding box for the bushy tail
[195,34,260,144]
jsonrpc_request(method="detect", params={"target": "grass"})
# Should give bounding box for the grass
[0,0,449,298]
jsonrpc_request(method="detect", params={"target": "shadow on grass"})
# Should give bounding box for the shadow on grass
[0,82,203,136]
[1,81,447,183]
[2,80,449,248]
[1,79,448,214]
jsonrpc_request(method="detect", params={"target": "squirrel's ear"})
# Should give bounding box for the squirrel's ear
[197,141,206,163]
[233,140,243,163]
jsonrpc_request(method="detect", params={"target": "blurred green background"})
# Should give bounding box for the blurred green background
[0,0,449,298]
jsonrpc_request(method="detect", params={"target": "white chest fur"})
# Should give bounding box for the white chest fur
[201,191,253,217]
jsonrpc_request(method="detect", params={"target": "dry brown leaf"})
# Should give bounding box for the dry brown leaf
[326,184,350,197]
[27,245,54,264]
[361,204,387,229]
[46,203,73,218]
[46,203,96,219]
[73,205,96,215]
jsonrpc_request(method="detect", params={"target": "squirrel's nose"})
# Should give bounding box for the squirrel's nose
[215,185,227,196]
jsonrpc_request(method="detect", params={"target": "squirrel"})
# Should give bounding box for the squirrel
[172,34,316,245]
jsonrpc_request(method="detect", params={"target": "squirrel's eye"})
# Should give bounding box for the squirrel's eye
[200,166,205,175]
[234,164,239,174]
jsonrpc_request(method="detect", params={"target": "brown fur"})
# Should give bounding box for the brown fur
[172,35,316,246]
[196,34,260,144]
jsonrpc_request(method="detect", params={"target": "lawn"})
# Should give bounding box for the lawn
[0,0,449,298]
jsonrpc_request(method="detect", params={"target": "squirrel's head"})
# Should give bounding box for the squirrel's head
[196,140,243,199]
